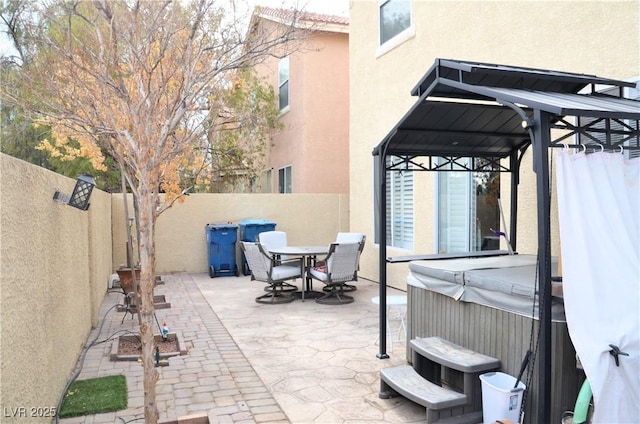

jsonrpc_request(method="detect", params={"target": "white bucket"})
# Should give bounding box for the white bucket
[479,372,526,424]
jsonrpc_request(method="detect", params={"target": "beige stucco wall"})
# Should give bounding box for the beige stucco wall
[1,153,347,418]
[349,0,640,288]
[112,193,350,274]
[256,17,350,194]
[0,153,112,422]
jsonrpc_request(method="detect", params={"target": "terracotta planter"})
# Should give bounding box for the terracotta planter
[116,268,141,294]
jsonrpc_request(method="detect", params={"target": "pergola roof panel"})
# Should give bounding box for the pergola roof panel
[380,100,531,158]
[377,59,640,160]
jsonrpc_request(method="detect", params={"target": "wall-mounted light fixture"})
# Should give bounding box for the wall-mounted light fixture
[53,174,96,211]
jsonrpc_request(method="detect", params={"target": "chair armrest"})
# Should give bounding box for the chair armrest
[280,257,304,275]
[280,257,303,267]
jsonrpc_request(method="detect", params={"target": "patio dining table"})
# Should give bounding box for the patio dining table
[268,245,329,301]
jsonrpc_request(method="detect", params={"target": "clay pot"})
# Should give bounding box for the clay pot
[116,267,141,294]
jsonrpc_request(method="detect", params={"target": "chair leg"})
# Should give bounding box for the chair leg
[315,284,354,305]
[264,281,297,293]
[323,283,357,292]
[256,283,295,304]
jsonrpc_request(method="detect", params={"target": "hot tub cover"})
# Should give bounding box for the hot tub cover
[408,254,565,321]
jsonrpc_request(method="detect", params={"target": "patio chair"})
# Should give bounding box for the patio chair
[240,241,302,304]
[257,230,297,293]
[258,230,289,262]
[309,241,363,305]
[321,233,366,292]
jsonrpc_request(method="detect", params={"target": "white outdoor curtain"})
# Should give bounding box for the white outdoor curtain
[556,150,640,422]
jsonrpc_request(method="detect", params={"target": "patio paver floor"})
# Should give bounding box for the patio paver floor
[59,273,423,423]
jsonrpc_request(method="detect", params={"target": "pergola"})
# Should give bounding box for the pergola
[372,58,640,423]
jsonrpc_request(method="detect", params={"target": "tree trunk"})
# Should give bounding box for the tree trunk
[138,187,159,424]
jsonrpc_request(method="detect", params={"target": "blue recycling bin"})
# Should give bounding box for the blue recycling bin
[205,223,239,278]
[238,219,277,275]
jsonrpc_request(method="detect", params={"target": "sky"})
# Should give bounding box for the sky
[0,31,14,58]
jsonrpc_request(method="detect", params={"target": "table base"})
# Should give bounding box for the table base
[292,291,324,300]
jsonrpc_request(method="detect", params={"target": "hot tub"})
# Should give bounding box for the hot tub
[405,254,579,423]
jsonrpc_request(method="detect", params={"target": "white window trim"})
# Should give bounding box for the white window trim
[435,169,471,253]
[278,165,292,193]
[376,25,416,58]
[278,56,290,111]
[278,105,290,117]
[376,0,415,58]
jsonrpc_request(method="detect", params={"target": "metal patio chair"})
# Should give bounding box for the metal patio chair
[257,230,297,293]
[240,241,302,304]
[320,233,366,293]
[309,241,363,305]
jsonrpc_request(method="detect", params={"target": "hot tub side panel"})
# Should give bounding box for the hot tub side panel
[407,284,580,423]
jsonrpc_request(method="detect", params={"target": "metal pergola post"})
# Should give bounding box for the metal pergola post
[533,109,553,424]
[377,146,389,359]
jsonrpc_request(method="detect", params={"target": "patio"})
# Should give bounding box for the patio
[59,273,424,424]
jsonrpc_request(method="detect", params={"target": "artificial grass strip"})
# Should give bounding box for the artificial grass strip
[59,374,128,418]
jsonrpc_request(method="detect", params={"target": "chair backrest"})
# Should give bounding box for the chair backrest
[335,232,365,244]
[258,231,288,252]
[241,242,271,281]
[335,233,366,269]
[326,242,361,283]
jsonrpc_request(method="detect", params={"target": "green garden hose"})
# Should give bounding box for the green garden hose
[573,379,592,423]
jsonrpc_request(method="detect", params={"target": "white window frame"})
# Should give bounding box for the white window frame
[435,165,474,253]
[434,157,501,254]
[376,0,415,57]
[278,165,292,193]
[278,56,290,112]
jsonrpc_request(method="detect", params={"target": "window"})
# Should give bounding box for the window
[374,156,414,249]
[278,165,292,193]
[436,158,500,253]
[379,0,411,46]
[278,56,289,111]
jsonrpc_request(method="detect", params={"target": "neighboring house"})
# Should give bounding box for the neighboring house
[348,0,640,287]
[249,7,350,194]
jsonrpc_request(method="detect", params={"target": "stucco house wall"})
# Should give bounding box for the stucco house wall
[252,9,350,194]
[348,0,640,288]
[0,153,112,422]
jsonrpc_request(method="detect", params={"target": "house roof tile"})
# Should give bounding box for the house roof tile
[256,6,349,28]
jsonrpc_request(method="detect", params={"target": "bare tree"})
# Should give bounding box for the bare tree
[4,1,308,422]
